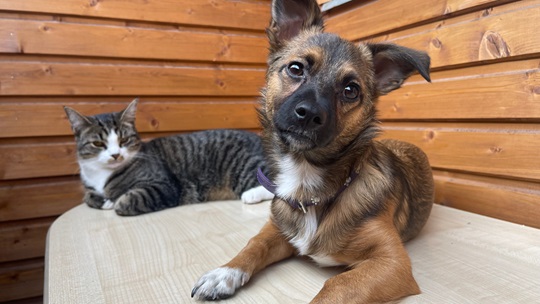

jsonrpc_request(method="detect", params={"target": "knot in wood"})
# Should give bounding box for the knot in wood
[479,31,510,60]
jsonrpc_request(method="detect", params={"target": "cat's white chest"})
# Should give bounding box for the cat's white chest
[80,161,114,195]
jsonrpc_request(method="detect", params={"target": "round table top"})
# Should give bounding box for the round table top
[46,200,540,303]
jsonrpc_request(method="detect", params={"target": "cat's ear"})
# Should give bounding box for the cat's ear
[120,98,138,125]
[64,106,92,134]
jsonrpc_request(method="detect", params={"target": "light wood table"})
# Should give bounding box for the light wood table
[45,201,540,303]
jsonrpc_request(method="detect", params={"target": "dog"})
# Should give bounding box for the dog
[192,0,434,302]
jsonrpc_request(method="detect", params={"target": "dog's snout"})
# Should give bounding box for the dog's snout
[294,102,325,128]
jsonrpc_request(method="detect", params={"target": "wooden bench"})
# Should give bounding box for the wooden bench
[45,200,540,303]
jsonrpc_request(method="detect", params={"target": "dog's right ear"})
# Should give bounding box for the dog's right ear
[268,0,324,53]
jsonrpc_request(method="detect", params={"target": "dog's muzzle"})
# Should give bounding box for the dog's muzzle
[273,89,336,151]
[293,100,326,131]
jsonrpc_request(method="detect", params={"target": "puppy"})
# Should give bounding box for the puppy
[192,0,434,302]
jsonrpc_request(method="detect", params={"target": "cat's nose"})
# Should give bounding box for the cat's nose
[111,153,120,160]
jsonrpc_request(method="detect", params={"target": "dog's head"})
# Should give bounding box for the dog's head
[261,0,430,157]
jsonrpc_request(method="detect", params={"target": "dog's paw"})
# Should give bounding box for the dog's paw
[241,186,274,204]
[191,267,250,301]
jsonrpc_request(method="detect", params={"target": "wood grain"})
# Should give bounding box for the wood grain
[0,218,53,263]
[0,259,44,302]
[369,0,540,69]
[45,200,540,303]
[379,123,540,182]
[433,170,540,228]
[0,61,266,96]
[0,140,78,180]
[0,0,271,30]
[0,99,260,138]
[378,58,540,120]
[0,127,256,180]
[0,19,268,63]
[0,177,83,222]
[324,0,506,40]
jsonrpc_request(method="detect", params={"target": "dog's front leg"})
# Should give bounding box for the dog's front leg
[191,219,295,301]
[311,217,420,304]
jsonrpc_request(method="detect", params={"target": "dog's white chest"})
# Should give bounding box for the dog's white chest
[275,155,323,199]
[289,209,343,267]
[275,155,342,265]
[309,254,343,267]
[290,208,318,255]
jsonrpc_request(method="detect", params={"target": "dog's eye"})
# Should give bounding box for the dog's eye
[287,62,304,78]
[343,83,361,101]
[92,141,106,148]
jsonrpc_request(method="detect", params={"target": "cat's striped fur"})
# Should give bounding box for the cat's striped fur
[65,99,272,216]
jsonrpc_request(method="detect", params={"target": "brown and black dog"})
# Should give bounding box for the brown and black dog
[192,0,434,302]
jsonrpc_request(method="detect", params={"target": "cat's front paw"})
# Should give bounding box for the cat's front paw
[83,191,106,209]
[101,200,115,210]
[191,267,250,301]
[113,193,141,216]
[241,186,274,204]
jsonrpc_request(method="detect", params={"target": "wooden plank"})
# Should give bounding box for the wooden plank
[378,58,540,120]
[0,19,268,64]
[324,0,507,40]
[0,259,44,302]
[0,0,270,31]
[0,99,260,138]
[0,140,78,180]
[433,170,540,228]
[0,218,53,263]
[0,177,82,222]
[379,123,540,182]
[370,0,540,69]
[0,61,265,96]
[0,109,260,180]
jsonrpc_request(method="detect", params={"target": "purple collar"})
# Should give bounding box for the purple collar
[256,167,359,213]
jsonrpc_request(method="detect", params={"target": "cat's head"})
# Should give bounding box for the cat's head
[64,99,142,170]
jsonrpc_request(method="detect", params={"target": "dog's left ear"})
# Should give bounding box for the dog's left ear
[368,43,431,96]
[268,0,324,53]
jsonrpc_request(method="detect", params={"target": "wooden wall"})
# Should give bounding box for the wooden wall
[2,0,539,302]
[325,0,540,228]
[0,0,270,302]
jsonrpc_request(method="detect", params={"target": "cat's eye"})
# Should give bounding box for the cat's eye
[119,138,129,146]
[287,62,304,78]
[92,141,106,148]
[343,83,361,101]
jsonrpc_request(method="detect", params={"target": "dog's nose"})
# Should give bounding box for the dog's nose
[294,102,325,129]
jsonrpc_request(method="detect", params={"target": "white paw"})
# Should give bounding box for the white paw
[241,186,274,204]
[191,267,250,301]
[101,199,114,210]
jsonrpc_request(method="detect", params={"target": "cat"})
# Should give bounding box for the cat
[64,99,274,216]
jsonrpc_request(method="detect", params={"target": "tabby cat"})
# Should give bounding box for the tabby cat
[64,99,273,216]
